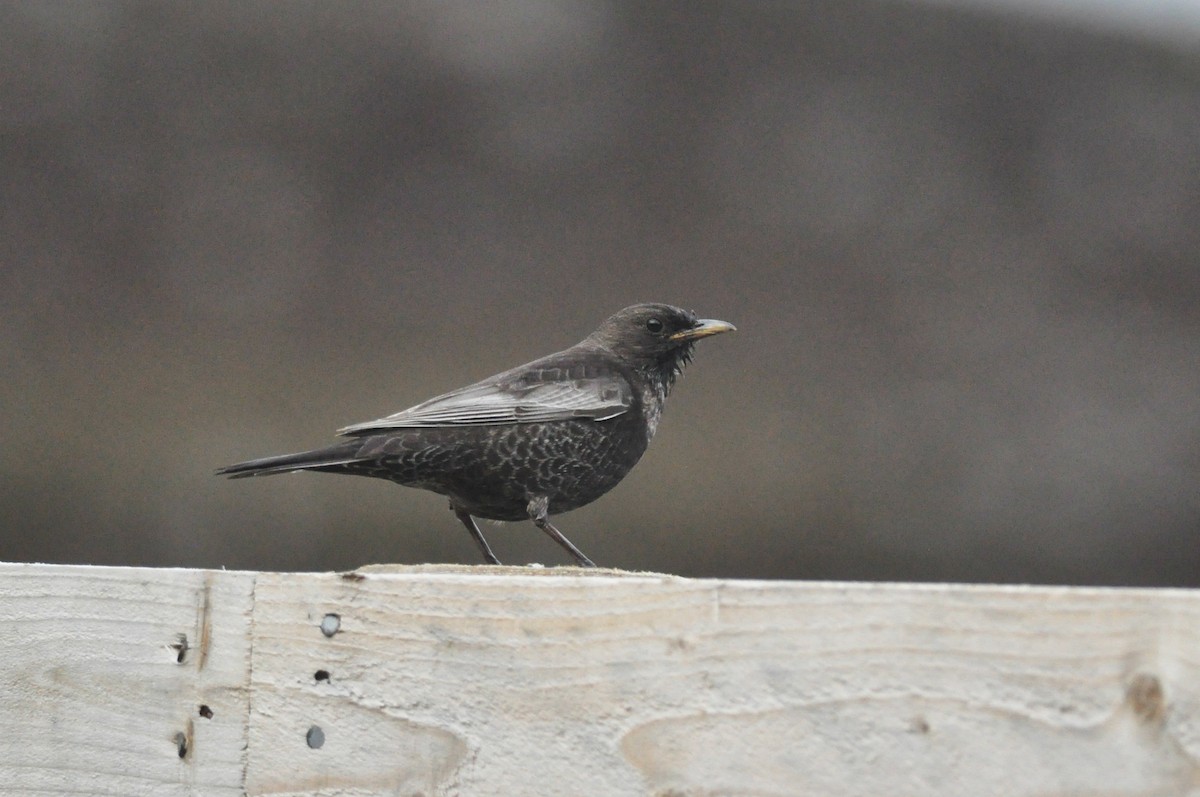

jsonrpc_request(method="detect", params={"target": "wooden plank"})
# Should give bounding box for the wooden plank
[0,563,254,797]
[2,561,1200,795]
[246,567,1200,796]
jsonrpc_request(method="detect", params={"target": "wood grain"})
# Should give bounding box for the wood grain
[0,563,254,796]
[2,562,1199,796]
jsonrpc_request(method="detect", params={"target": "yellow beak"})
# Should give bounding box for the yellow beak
[669,319,737,342]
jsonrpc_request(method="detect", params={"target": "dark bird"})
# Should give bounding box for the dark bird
[217,303,735,567]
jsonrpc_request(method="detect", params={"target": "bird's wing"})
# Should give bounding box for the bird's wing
[337,369,632,435]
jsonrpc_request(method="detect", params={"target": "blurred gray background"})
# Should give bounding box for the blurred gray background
[2,1,1197,585]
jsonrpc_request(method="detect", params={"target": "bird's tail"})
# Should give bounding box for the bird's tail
[216,441,364,479]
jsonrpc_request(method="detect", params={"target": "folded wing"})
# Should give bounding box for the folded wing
[337,373,632,435]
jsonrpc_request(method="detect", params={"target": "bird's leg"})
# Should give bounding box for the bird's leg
[527,496,596,568]
[452,505,502,565]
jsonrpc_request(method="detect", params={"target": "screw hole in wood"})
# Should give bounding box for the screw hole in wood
[320,613,340,637]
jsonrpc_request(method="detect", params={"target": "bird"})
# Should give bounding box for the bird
[217,303,735,567]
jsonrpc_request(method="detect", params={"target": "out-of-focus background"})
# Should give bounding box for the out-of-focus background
[3,1,1197,585]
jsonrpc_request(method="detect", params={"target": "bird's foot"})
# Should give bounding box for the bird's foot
[527,497,597,567]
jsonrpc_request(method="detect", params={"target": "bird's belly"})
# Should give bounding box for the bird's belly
[377,419,648,520]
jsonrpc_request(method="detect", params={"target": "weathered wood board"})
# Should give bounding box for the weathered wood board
[0,564,255,796]
[1,561,1198,796]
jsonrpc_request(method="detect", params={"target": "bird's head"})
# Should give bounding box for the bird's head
[588,303,736,388]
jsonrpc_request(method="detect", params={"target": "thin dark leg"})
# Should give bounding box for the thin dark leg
[454,508,501,565]
[527,497,596,568]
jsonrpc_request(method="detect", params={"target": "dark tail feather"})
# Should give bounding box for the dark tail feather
[216,442,363,479]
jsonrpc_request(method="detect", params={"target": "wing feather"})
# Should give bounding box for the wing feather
[337,370,631,435]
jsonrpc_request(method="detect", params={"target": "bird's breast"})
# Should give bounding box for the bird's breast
[640,382,667,443]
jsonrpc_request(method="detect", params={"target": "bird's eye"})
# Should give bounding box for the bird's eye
[645,317,664,333]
